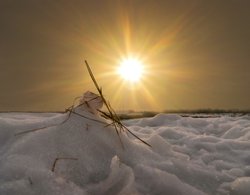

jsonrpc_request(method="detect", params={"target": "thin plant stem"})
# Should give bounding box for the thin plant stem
[84,60,151,148]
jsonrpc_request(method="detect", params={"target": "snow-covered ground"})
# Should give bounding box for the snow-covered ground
[0,108,250,194]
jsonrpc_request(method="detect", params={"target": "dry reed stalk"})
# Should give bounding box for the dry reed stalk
[84,60,151,147]
[15,60,151,148]
[15,96,106,136]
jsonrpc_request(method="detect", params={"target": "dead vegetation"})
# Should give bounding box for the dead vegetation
[84,60,151,148]
[15,60,151,148]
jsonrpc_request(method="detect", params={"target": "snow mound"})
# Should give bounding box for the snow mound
[229,177,250,195]
[0,105,250,194]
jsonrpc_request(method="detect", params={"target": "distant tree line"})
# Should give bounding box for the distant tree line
[163,109,250,114]
[118,109,250,120]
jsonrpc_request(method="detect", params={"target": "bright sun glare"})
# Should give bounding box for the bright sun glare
[118,58,144,82]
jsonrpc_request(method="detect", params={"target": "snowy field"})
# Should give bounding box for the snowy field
[0,108,250,194]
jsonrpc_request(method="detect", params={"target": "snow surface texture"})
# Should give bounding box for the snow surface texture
[0,108,250,194]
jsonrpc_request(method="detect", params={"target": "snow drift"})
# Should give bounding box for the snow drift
[0,97,250,194]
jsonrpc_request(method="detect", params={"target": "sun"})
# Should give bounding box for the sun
[117,57,144,82]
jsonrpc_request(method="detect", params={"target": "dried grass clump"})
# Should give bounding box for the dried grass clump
[84,60,151,148]
[15,60,151,148]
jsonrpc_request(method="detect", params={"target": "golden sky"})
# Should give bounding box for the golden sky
[0,0,250,111]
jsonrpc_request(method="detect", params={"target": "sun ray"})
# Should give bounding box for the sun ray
[71,3,198,111]
[139,83,161,110]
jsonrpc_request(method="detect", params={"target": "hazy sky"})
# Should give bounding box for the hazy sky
[0,0,250,111]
